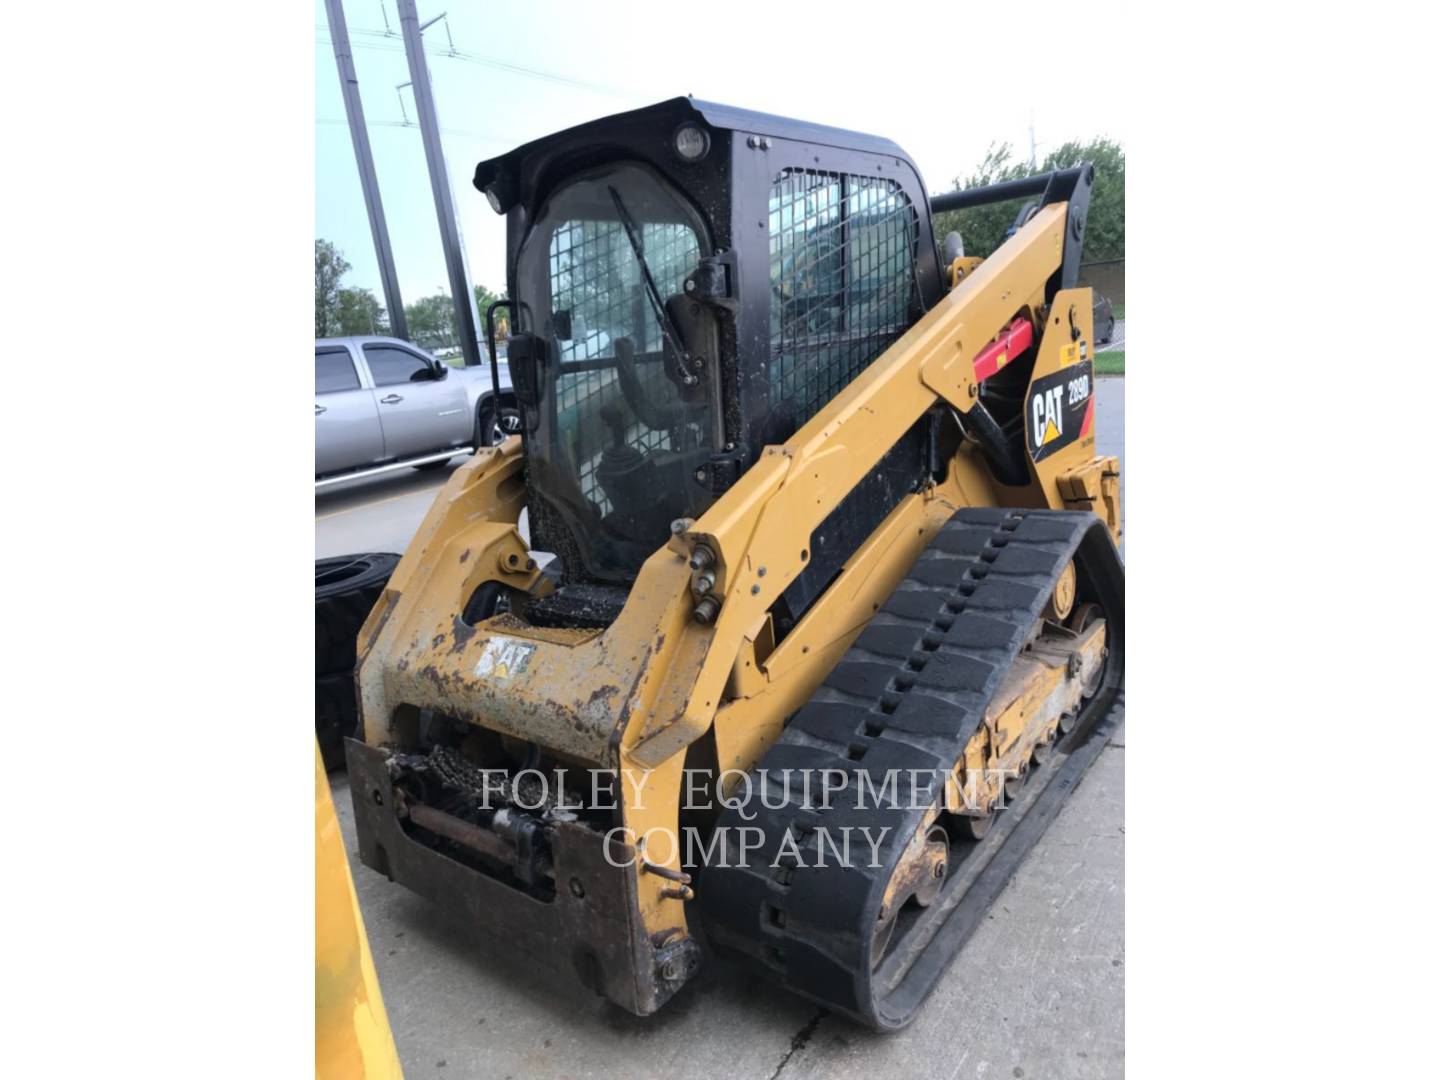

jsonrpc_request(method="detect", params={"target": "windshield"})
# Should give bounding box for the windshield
[515,162,718,582]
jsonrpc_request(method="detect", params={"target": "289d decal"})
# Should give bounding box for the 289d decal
[1026,358,1095,463]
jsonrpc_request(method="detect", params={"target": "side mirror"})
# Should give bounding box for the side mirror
[431,359,449,379]
[508,332,547,409]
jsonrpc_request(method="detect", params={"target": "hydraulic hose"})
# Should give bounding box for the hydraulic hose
[959,401,1032,487]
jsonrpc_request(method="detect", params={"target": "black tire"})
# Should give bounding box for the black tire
[316,670,359,772]
[315,552,400,674]
[477,397,523,448]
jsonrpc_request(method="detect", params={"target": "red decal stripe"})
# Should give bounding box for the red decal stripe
[972,318,1034,383]
[1079,394,1095,438]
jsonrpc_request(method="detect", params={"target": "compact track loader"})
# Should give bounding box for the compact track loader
[345,98,1123,1031]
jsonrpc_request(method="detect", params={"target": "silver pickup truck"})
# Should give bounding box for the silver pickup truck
[315,336,516,487]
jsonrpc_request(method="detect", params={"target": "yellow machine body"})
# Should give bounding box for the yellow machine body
[350,204,1116,985]
[316,745,403,1079]
[343,98,1123,1029]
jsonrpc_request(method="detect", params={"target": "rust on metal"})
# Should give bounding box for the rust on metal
[405,801,517,867]
[947,618,1107,818]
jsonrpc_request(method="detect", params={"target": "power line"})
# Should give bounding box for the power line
[314,26,642,100]
[315,116,517,145]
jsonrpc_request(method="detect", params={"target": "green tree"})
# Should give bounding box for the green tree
[1040,137,1124,261]
[401,287,508,354]
[404,291,458,352]
[315,239,351,337]
[316,239,392,336]
[932,144,1035,262]
[932,138,1125,263]
[474,283,509,340]
[335,286,388,336]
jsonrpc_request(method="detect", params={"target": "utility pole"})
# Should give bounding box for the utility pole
[323,0,407,340]
[397,1,484,367]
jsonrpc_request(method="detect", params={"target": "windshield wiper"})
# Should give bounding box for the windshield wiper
[606,185,700,387]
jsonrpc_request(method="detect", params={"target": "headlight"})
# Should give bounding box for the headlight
[485,184,504,214]
[673,123,710,162]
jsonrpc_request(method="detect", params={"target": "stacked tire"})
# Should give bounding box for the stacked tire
[315,553,400,770]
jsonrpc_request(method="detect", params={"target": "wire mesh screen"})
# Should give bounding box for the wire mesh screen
[548,219,701,512]
[768,170,917,427]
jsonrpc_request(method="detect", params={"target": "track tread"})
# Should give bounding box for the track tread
[698,508,1124,1030]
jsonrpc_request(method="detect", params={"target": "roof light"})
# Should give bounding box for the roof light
[673,123,710,163]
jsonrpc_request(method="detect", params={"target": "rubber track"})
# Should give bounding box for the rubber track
[698,507,1125,1030]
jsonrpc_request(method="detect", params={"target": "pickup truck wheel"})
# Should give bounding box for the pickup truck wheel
[478,399,522,448]
[315,552,400,674]
[316,671,359,771]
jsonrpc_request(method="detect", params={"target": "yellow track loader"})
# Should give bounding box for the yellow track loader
[345,98,1123,1031]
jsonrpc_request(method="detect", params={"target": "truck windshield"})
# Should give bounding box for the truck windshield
[515,162,717,582]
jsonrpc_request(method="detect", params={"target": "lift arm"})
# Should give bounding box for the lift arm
[641,197,1077,761]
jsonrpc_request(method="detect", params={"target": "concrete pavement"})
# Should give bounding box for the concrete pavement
[316,457,464,560]
[330,721,1123,1079]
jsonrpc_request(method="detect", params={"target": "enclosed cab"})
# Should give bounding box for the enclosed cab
[477,97,946,621]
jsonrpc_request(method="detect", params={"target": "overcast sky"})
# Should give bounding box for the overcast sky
[315,0,1128,307]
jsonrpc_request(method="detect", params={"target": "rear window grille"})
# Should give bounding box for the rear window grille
[768,170,917,427]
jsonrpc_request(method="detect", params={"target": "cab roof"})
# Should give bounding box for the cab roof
[472,97,913,212]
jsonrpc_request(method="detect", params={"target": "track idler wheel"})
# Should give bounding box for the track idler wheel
[1004,767,1026,802]
[1067,601,1106,701]
[871,825,949,969]
[1031,730,1056,766]
[1044,559,1077,623]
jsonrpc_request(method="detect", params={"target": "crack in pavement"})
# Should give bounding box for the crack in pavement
[769,1010,824,1080]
